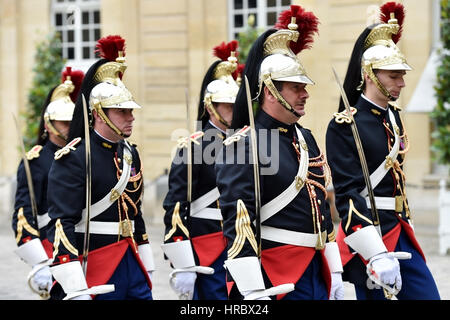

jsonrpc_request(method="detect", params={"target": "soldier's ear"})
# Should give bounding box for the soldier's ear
[363,72,372,84]
[264,86,277,103]
[205,103,213,117]
[91,109,102,123]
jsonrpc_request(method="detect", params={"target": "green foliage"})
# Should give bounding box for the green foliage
[431,0,450,167]
[22,32,66,148]
[236,14,264,64]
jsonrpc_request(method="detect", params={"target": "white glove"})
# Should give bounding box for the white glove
[173,271,196,297]
[69,294,92,300]
[242,290,271,300]
[31,264,52,292]
[368,252,401,290]
[329,272,344,300]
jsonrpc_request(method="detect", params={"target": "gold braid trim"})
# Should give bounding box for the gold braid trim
[228,200,258,259]
[391,160,412,220]
[15,207,39,244]
[52,219,79,258]
[328,229,336,242]
[121,192,139,216]
[164,202,190,241]
[344,199,373,233]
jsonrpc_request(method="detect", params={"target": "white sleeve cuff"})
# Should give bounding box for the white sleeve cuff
[161,240,196,269]
[224,256,265,293]
[344,225,387,260]
[138,243,156,272]
[50,261,88,294]
[324,242,343,273]
[14,238,49,266]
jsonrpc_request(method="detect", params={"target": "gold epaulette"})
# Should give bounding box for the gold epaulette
[388,101,402,111]
[26,145,43,160]
[176,131,204,149]
[333,107,357,124]
[223,126,250,146]
[54,137,82,160]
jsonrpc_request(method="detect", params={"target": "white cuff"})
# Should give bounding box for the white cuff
[14,238,49,266]
[138,244,156,272]
[344,225,387,260]
[224,257,265,293]
[324,242,343,273]
[50,261,88,294]
[161,240,196,269]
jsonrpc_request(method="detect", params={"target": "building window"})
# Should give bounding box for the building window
[51,0,101,70]
[228,0,291,40]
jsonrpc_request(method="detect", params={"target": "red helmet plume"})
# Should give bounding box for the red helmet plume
[275,5,319,55]
[94,35,126,61]
[233,63,245,81]
[62,66,85,103]
[380,2,405,43]
[213,40,239,61]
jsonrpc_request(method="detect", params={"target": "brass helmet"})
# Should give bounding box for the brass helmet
[360,2,411,100]
[44,66,84,141]
[198,41,242,129]
[89,35,141,137]
[257,5,319,117]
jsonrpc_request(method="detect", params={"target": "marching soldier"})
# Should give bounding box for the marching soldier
[162,40,242,300]
[12,67,83,299]
[326,2,440,299]
[215,5,344,300]
[46,35,155,300]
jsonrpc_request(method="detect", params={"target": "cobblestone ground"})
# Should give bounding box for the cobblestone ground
[0,219,448,300]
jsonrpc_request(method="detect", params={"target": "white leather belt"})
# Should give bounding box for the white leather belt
[360,109,400,197]
[75,220,135,235]
[260,126,309,223]
[190,187,220,216]
[261,225,326,248]
[365,196,403,212]
[76,141,133,230]
[37,212,50,229]
[190,207,222,220]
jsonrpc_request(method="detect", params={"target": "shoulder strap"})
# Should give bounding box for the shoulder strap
[76,141,133,228]
[260,126,309,223]
[360,109,400,197]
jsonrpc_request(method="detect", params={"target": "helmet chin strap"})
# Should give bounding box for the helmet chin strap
[364,67,396,101]
[92,103,126,138]
[44,116,68,143]
[204,98,230,129]
[263,76,301,118]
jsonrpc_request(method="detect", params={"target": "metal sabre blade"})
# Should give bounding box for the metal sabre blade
[244,75,261,257]
[13,114,39,230]
[185,88,192,204]
[81,94,92,275]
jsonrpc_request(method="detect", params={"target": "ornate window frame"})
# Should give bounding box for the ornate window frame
[51,0,101,70]
[228,0,291,40]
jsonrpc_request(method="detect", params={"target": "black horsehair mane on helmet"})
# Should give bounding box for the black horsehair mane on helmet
[197,40,240,131]
[231,29,277,130]
[36,87,56,145]
[68,59,108,141]
[197,60,222,130]
[338,26,374,113]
